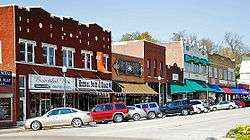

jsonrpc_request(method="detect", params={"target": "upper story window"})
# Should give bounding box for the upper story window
[81,50,93,70]
[232,71,235,81]
[154,59,157,77]
[214,67,218,78]
[160,61,163,77]
[209,66,213,77]
[219,68,223,79]
[62,47,75,68]
[42,43,57,66]
[224,69,228,80]
[19,39,36,63]
[147,59,151,76]
[103,54,109,70]
[0,40,2,64]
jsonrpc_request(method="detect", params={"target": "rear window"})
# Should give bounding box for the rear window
[191,101,201,105]
[135,105,141,108]
[115,103,126,110]
[128,107,135,110]
[142,104,149,109]
[149,103,157,108]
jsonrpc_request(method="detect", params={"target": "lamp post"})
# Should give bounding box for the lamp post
[62,66,67,107]
[157,76,162,106]
[206,80,209,99]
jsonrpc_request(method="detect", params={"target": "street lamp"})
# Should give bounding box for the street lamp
[157,76,162,106]
[62,66,67,107]
[206,80,209,100]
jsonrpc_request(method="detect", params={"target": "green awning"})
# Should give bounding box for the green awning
[185,80,216,92]
[170,83,193,94]
[199,58,209,65]
[192,56,200,64]
[184,54,193,62]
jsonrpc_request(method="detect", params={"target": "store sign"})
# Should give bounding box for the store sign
[219,80,228,85]
[77,78,112,90]
[0,71,12,86]
[228,81,236,87]
[172,73,179,81]
[29,74,75,90]
[113,59,142,76]
[0,98,12,121]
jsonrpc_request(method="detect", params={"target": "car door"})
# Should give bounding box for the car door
[91,105,105,121]
[58,109,74,125]
[42,109,61,127]
[219,101,227,109]
[102,104,114,120]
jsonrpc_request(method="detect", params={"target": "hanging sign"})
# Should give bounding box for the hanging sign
[77,78,112,90]
[0,71,12,86]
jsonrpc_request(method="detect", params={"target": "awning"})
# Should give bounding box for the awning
[230,88,241,94]
[119,83,158,95]
[239,88,249,95]
[185,80,215,92]
[230,87,249,95]
[221,87,234,94]
[170,83,193,94]
[209,84,225,93]
[184,54,193,62]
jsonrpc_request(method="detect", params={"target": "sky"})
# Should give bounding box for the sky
[1,0,250,50]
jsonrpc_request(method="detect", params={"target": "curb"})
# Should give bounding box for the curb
[0,127,25,135]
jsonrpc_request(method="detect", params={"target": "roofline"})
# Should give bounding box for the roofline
[0,4,15,7]
[112,39,165,48]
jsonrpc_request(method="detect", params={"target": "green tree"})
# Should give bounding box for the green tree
[199,38,217,53]
[120,32,158,42]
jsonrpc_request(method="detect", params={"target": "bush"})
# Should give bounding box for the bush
[226,125,250,140]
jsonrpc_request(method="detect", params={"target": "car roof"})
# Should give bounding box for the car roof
[95,102,126,106]
[135,102,157,105]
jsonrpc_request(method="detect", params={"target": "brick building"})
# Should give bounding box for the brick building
[0,4,112,125]
[112,40,166,105]
[208,53,248,102]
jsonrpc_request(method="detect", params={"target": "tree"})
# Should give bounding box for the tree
[120,32,158,42]
[170,30,186,41]
[199,38,216,53]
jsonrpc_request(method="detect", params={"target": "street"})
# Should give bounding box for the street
[1,107,250,140]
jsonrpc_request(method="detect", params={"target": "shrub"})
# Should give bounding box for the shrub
[226,125,250,140]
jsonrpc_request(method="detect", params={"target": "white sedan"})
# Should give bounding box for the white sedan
[24,107,93,131]
[126,106,147,121]
[210,101,238,111]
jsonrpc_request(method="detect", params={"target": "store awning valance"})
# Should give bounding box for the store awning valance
[221,87,234,94]
[239,88,249,95]
[170,83,193,94]
[184,54,193,62]
[185,80,215,92]
[119,83,158,95]
[230,87,249,95]
[200,58,209,65]
[209,84,225,93]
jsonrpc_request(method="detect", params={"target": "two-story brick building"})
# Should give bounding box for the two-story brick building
[0,4,112,125]
[208,53,248,102]
[112,40,166,105]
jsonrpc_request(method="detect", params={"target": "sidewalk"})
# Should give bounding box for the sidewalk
[0,127,25,135]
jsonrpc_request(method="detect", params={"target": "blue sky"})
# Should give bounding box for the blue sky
[1,0,250,49]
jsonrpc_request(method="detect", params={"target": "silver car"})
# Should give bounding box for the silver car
[24,107,93,131]
[126,106,147,121]
[210,101,238,111]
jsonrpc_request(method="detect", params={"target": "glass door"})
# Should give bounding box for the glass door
[40,99,51,116]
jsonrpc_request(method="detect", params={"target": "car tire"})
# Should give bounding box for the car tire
[229,105,233,110]
[157,112,163,118]
[71,118,83,127]
[132,113,141,121]
[31,121,42,131]
[113,114,123,123]
[181,109,188,116]
[147,112,156,119]
[204,108,209,113]
[212,107,217,111]
[197,108,201,114]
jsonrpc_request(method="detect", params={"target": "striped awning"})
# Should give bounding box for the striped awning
[221,87,234,94]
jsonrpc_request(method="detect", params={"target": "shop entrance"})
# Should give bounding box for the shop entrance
[40,99,51,116]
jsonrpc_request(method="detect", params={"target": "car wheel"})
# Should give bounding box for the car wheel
[71,118,83,127]
[212,107,217,111]
[157,112,163,118]
[204,108,209,113]
[197,108,201,114]
[229,105,233,110]
[31,121,42,131]
[147,112,156,119]
[132,113,141,121]
[181,109,188,116]
[113,114,123,123]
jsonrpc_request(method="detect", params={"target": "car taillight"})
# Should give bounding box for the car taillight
[87,112,91,116]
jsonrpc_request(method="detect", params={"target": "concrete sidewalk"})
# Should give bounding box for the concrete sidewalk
[0,127,25,135]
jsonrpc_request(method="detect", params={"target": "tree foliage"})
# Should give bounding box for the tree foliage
[120,32,158,42]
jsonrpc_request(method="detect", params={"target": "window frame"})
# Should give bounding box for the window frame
[81,50,93,70]
[42,43,57,66]
[18,39,36,63]
[153,59,157,77]
[147,59,151,76]
[62,47,75,68]
[19,75,26,98]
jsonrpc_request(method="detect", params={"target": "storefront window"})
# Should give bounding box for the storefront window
[0,97,12,121]
[214,67,218,78]
[209,66,213,77]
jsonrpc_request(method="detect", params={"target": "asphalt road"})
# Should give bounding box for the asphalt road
[1,107,250,140]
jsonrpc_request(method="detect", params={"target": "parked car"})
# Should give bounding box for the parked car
[210,101,238,111]
[126,106,147,121]
[24,107,93,131]
[90,102,128,123]
[190,100,208,113]
[160,99,194,116]
[232,99,245,108]
[134,102,163,119]
[240,98,250,107]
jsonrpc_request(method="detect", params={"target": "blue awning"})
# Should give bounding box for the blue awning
[209,84,225,93]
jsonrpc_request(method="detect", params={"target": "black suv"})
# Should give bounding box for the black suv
[160,99,193,116]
